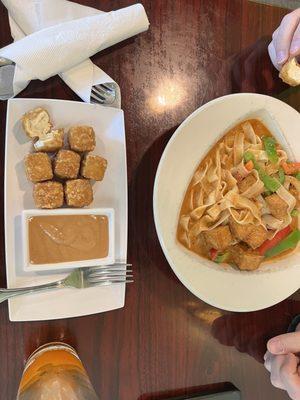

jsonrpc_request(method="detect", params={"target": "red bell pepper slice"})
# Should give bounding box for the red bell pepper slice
[258,225,292,256]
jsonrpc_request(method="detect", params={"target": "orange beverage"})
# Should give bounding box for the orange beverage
[17,342,99,400]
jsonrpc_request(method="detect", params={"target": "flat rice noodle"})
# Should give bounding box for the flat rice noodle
[179,231,191,248]
[250,149,268,162]
[286,176,300,200]
[225,190,261,221]
[190,204,210,220]
[242,121,259,144]
[189,211,229,237]
[256,194,270,215]
[179,215,190,231]
[229,208,256,225]
[241,170,264,198]
[233,131,244,166]
[192,161,209,187]
[276,185,296,212]
[231,161,249,181]
[262,214,283,230]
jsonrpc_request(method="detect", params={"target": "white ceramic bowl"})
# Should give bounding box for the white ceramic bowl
[154,93,300,312]
[22,208,115,272]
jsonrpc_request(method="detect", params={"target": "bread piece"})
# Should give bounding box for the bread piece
[279,57,300,86]
[33,181,64,209]
[54,149,81,179]
[65,179,93,207]
[22,107,52,138]
[24,153,53,183]
[68,126,96,152]
[34,129,64,152]
[81,155,107,181]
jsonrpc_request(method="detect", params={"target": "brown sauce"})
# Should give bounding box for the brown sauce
[177,119,298,263]
[28,215,109,264]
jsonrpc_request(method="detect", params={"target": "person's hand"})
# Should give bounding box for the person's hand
[264,326,300,400]
[268,8,300,70]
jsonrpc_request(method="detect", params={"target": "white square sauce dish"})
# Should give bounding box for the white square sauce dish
[22,208,115,272]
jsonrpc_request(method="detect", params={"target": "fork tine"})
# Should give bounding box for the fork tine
[88,279,134,287]
[91,90,105,103]
[94,83,115,94]
[88,275,134,283]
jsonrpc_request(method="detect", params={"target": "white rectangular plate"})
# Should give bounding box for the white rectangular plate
[5,98,128,321]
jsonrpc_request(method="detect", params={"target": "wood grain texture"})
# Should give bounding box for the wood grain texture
[0,1,298,399]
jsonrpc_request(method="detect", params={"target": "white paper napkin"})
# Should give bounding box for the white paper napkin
[0,0,149,104]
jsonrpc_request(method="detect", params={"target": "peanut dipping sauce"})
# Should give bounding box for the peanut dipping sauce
[28,215,108,264]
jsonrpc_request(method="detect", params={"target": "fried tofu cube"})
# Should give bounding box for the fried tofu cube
[203,226,232,252]
[24,153,53,183]
[265,194,288,220]
[22,107,52,138]
[238,174,256,194]
[54,150,81,179]
[230,244,263,271]
[65,179,93,207]
[33,181,64,209]
[81,155,107,181]
[68,126,96,152]
[34,129,64,152]
[229,218,267,249]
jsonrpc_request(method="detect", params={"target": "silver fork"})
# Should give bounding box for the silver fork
[0,264,133,303]
[90,82,117,106]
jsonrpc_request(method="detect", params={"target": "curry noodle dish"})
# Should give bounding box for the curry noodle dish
[177,119,300,271]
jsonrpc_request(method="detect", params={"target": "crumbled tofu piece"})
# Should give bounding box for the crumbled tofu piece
[22,107,52,138]
[238,174,257,194]
[229,218,267,249]
[24,153,53,183]
[34,129,64,152]
[203,226,232,252]
[265,194,288,220]
[33,181,64,209]
[81,155,107,181]
[65,179,93,207]
[230,244,264,271]
[54,150,80,179]
[68,126,96,152]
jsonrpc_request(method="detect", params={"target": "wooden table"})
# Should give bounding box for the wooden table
[0,1,299,399]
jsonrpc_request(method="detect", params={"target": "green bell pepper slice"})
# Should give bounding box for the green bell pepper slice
[262,136,279,164]
[265,229,300,258]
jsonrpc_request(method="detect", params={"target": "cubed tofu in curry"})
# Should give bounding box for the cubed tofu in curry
[265,194,288,220]
[203,226,232,252]
[237,174,256,194]
[229,218,267,249]
[230,244,264,271]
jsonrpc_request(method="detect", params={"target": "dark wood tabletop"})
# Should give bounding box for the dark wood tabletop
[0,0,299,399]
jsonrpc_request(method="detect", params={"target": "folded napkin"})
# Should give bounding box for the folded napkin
[0,0,149,104]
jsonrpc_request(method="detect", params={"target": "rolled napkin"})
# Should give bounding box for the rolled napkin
[0,0,149,103]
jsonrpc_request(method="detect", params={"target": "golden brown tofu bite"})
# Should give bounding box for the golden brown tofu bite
[265,194,288,220]
[68,126,96,152]
[203,226,232,252]
[22,107,52,138]
[65,179,93,207]
[33,181,64,209]
[24,153,53,183]
[238,174,256,194]
[54,150,81,179]
[81,155,107,181]
[229,218,267,249]
[34,129,64,152]
[230,244,263,271]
